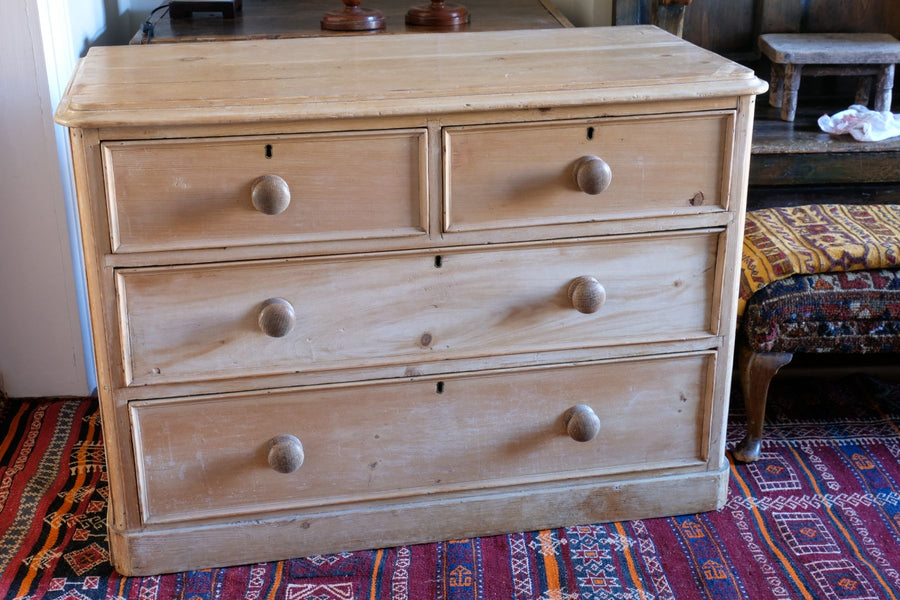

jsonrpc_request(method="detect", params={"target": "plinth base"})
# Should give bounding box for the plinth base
[321,6,385,31]
[406,2,469,26]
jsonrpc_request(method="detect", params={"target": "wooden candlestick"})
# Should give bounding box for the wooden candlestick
[651,0,692,37]
[322,0,385,31]
[406,0,470,27]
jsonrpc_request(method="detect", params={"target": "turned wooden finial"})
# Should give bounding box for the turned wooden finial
[322,0,385,31]
[406,0,470,27]
[652,0,692,37]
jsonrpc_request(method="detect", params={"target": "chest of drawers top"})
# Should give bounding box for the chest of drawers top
[57,26,764,129]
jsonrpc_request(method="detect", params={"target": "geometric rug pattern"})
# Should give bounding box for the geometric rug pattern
[1,374,899,599]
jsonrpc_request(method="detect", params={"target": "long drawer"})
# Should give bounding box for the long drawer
[131,352,714,524]
[102,129,428,253]
[444,112,734,232]
[117,231,720,386]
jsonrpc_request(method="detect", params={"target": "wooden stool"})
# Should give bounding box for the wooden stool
[759,33,900,121]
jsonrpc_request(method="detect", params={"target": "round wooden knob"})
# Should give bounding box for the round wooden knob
[567,276,606,314]
[563,405,601,442]
[258,298,295,337]
[573,156,612,195]
[251,174,291,215]
[267,434,304,473]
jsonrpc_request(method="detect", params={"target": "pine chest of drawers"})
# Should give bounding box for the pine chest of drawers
[56,26,766,575]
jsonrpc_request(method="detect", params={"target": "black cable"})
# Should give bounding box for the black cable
[142,2,171,44]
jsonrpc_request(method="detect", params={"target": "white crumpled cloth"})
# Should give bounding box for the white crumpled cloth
[818,105,900,142]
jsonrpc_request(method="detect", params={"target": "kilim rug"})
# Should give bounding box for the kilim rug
[738,204,900,316]
[1,375,899,600]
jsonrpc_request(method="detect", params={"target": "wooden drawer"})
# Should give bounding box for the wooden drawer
[102,130,428,253]
[131,353,714,524]
[444,113,734,232]
[117,231,720,386]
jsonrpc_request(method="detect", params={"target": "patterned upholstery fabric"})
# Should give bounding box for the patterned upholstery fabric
[739,204,900,317]
[742,269,900,353]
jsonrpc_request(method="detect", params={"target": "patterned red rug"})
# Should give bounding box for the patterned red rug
[1,374,899,600]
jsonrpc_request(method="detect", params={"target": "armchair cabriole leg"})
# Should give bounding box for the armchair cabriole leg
[733,343,793,463]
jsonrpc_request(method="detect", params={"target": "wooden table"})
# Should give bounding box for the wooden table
[131,0,571,44]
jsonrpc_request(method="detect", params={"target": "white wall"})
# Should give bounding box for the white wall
[0,0,143,398]
[0,0,610,398]
[0,1,88,397]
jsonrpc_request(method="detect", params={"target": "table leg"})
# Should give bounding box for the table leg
[769,63,784,108]
[855,76,872,106]
[874,64,895,112]
[781,63,802,121]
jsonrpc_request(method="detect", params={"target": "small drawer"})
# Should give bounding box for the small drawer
[131,353,714,524]
[102,130,428,253]
[444,113,733,232]
[117,231,719,386]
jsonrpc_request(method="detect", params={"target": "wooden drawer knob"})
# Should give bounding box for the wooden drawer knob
[568,276,606,314]
[267,434,305,473]
[251,174,291,215]
[563,405,601,442]
[258,298,296,337]
[573,155,612,195]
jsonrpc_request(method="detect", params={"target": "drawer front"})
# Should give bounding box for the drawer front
[118,232,719,386]
[103,130,427,253]
[444,113,733,232]
[131,353,714,523]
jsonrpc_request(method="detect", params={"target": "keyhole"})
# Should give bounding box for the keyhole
[434,255,442,268]
[265,144,273,158]
[436,381,444,394]
[586,127,594,140]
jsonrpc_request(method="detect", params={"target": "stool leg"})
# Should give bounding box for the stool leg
[769,63,784,108]
[781,63,802,122]
[855,76,872,107]
[733,343,793,463]
[874,64,894,112]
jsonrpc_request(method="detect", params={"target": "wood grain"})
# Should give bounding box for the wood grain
[444,112,733,232]
[805,0,900,38]
[103,130,428,253]
[110,463,729,576]
[681,0,756,54]
[131,353,713,523]
[117,232,719,387]
[759,33,900,65]
[57,27,765,129]
[755,0,804,35]
[750,151,900,186]
[616,0,900,57]
[56,27,762,575]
